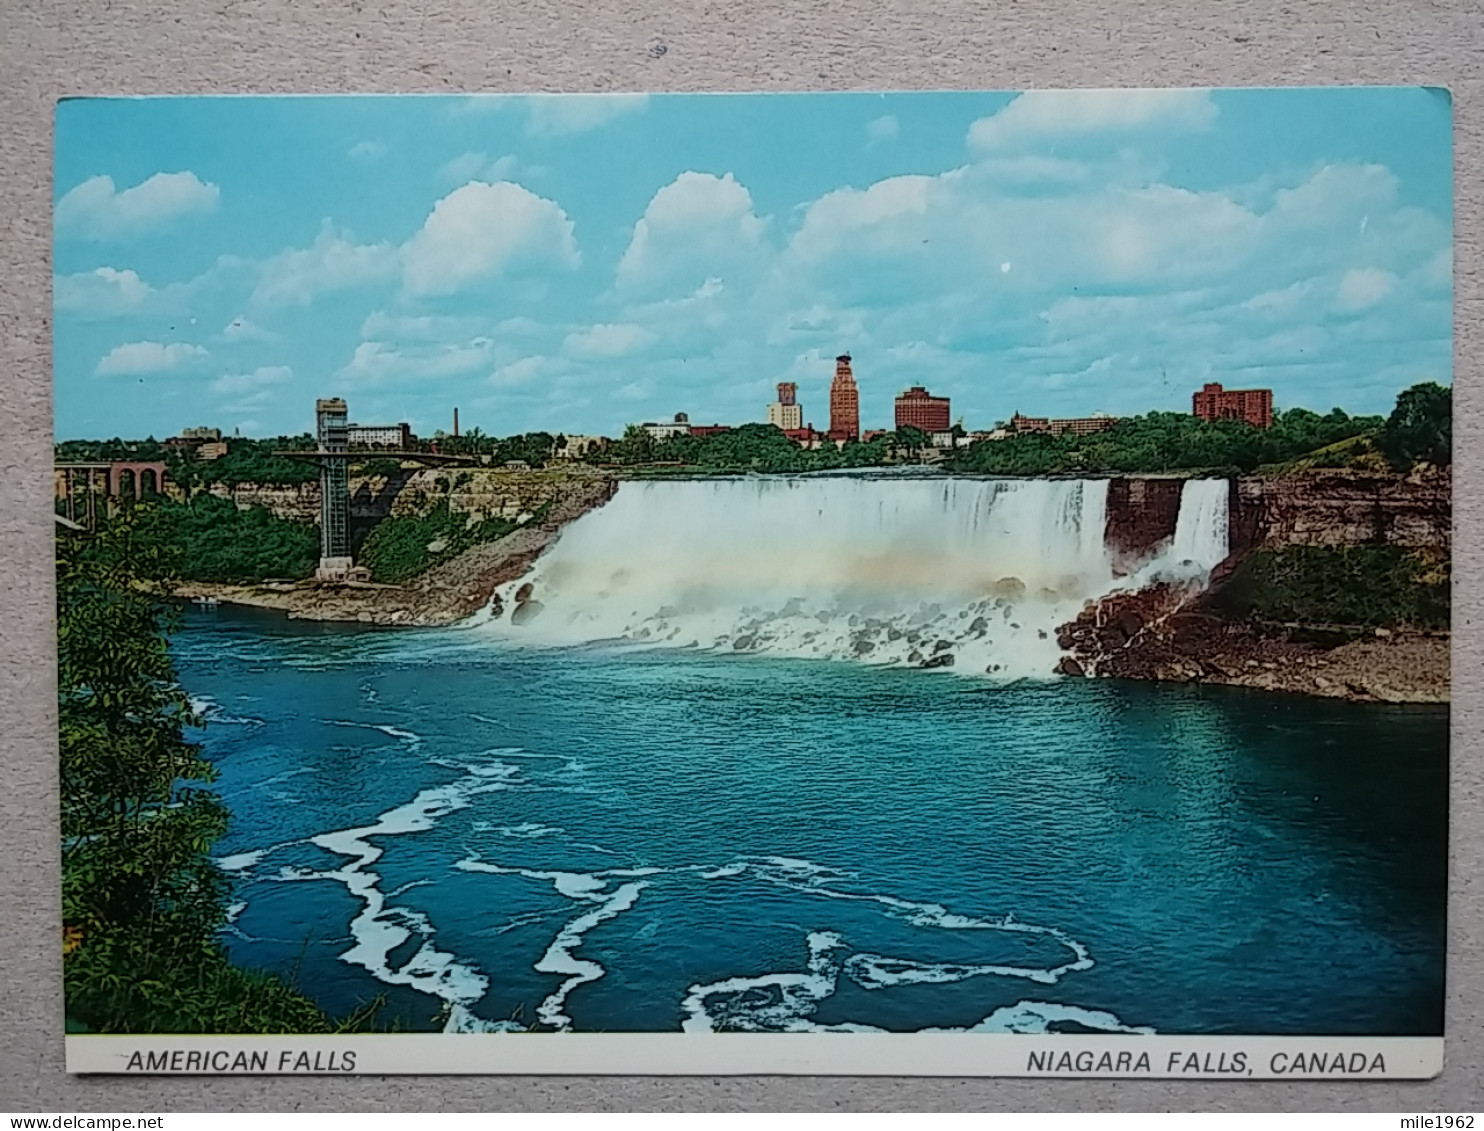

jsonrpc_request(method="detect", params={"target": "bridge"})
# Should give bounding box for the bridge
[54,460,169,530]
[270,450,476,467]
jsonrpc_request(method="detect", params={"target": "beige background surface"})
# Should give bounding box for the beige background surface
[2,0,1480,1111]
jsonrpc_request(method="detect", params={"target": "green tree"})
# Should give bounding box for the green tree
[893,426,930,460]
[154,495,319,583]
[1377,381,1452,469]
[57,510,357,1032]
[610,424,657,465]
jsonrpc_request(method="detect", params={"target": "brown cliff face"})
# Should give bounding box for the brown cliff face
[208,466,613,526]
[1102,477,1184,573]
[1233,467,1450,555]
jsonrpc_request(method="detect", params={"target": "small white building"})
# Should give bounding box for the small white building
[347,423,412,449]
[767,402,803,431]
[930,431,974,449]
[640,414,693,441]
[555,435,607,460]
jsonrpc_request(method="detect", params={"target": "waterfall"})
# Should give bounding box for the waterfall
[1167,479,1230,573]
[480,475,1229,678]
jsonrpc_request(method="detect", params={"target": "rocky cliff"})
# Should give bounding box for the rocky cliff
[179,472,617,626]
[1065,468,1451,702]
[1103,477,1184,571]
[1232,466,1450,554]
[1056,584,1447,703]
[1099,467,1450,574]
[212,465,607,527]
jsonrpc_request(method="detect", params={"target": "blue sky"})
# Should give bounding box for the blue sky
[53,87,1452,441]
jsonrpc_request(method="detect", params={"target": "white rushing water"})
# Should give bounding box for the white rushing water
[478,475,1229,677]
[1167,478,1230,573]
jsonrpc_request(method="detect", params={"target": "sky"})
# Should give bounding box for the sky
[53,87,1452,441]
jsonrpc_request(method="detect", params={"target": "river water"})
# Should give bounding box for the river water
[182,605,1446,1036]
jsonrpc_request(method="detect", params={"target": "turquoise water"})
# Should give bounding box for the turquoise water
[178,606,1447,1036]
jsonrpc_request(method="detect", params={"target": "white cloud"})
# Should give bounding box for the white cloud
[866,115,899,145]
[1335,267,1398,312]
[562,323,658,359]
[402,181,579,297]
[525,94,648,135]
[253,222,399,306]
[56,171,220,239]
[359,310,488,342]
[221,315,277,342]
[492,355,557,387]
[438,151,522,184]
[54,267,154,316]
[968,89,1217,152]
[337,338,498,384]
[348,140,388,161]
[788,174,936,262]
[1419,247,1452,292]
[617,172,768,295]
[212,365,293,396]
[95,340,208,376]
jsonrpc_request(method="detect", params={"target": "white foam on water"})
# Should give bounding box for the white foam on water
[496,822,563,839]
[261,761,525,1024]
[926,1000,1156,1035]
[477,476,1232,678]
[747,862,1091,983]
[454,853,654,1031]
[387,879,435,898]
[444,1005,525,1033]
[534,881,648,1030]
[216,849,268,874]
[322,719,427,750]
[258,767,318,789]
[846,953,1062,989]
[449,846,1102,1032]
[189,693,265,727]
[681,931,855,1033]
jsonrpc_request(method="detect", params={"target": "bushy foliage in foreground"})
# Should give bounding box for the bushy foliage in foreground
[357,500,519,583]
[57,511,375,1032]
[1210,546,1450,631]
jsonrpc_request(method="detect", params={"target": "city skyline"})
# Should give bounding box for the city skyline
[54,88,1452,442]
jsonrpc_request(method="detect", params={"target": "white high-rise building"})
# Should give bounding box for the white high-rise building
[767,382,803,431]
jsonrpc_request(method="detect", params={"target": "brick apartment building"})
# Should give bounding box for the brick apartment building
[894,386,951,433]
[1009,413,1117,437]
[1192,383,1274,429]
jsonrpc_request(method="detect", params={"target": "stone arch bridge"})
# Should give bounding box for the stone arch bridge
[54,460,169,529]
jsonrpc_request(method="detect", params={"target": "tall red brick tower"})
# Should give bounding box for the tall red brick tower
[829,354,860,440]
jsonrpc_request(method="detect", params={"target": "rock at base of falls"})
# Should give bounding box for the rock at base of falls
[511,599,545,626]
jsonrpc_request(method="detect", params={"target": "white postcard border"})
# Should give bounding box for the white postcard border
[66,1034,1443,1079]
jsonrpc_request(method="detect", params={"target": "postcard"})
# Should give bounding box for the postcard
[53,88,1451,1076]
